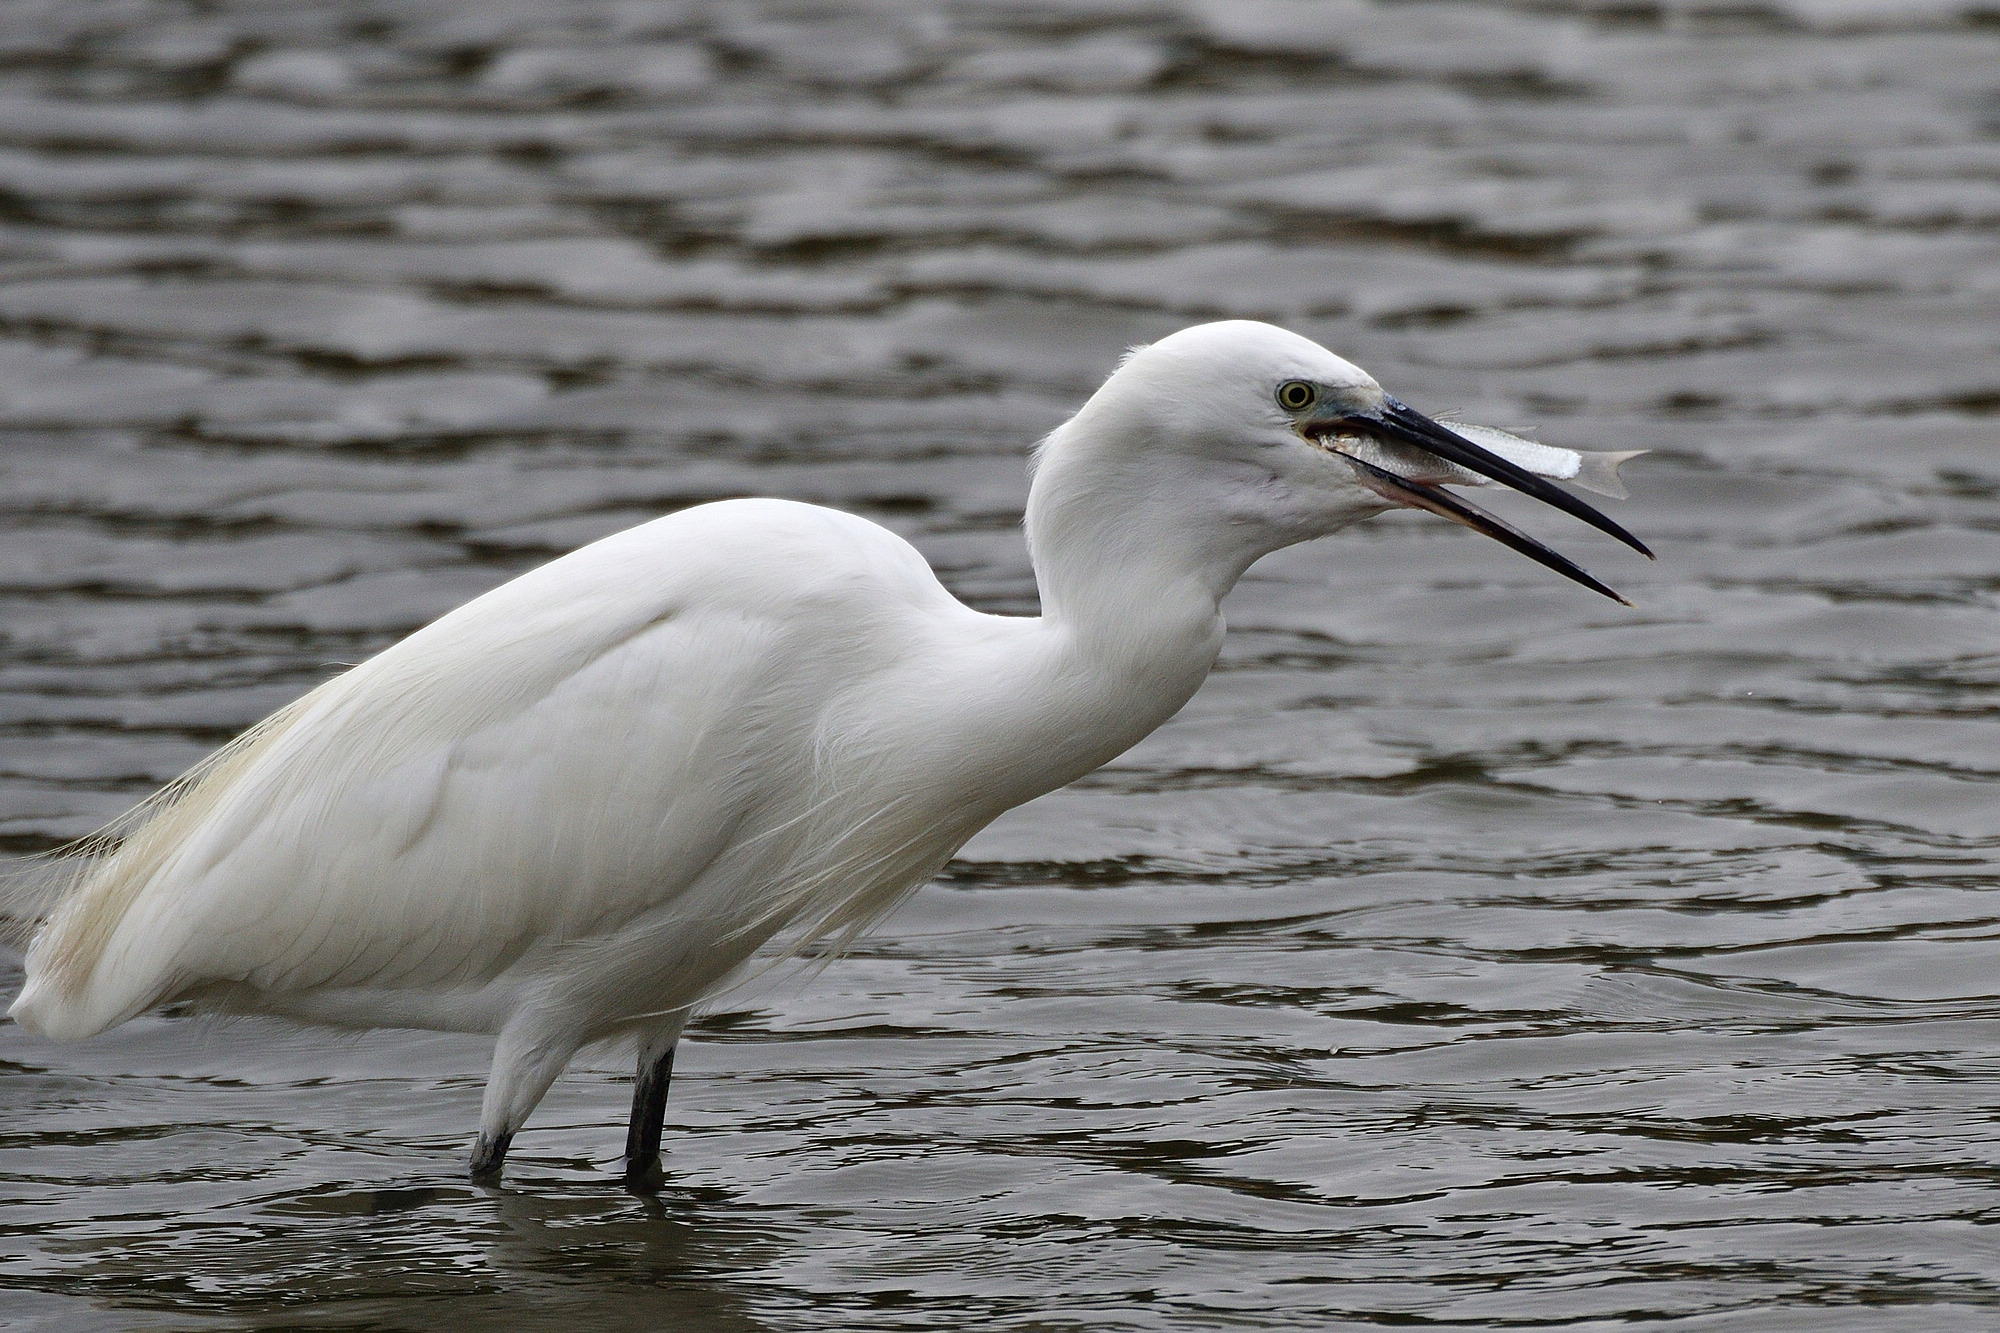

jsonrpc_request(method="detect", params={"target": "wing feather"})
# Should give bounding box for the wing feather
[11,499,935,1039]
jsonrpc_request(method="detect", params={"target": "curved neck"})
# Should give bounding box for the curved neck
[926,413,1318,815]
[1024,422,1271,641]
[958,434,1255,804]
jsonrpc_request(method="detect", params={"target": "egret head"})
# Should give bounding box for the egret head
[1036,320,1647,605]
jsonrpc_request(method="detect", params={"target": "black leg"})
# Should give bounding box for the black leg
[621,1042,676,1193]
[470,1129,513,1183]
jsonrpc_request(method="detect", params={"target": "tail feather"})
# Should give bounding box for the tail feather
[6,696,315,1039]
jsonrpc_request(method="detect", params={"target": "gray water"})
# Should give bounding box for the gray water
[3,0,1999,1328]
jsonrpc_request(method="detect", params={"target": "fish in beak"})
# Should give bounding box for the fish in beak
[1308,396,1651,606]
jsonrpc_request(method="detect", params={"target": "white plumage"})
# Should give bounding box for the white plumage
[7,320,1646,1186]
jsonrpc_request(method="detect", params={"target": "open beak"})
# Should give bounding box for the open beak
[1310,396,1651,606]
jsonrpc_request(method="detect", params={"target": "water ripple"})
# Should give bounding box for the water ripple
[4,0,2000,1327]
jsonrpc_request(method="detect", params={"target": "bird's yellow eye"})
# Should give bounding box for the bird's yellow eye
[1276,380,1316,411]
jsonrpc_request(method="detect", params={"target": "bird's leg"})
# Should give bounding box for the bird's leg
[468,1016,581,1185]
[622,1019,684,1193]
[621,1046,674,1192]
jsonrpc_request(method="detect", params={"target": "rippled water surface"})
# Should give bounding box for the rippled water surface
[4,0,2000,1327]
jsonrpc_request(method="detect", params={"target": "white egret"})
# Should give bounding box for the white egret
[6,320,1648,1188]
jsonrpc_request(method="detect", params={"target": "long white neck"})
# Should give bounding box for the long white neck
[1024,397,1291,641]
[902,322,1400,836]
[941,415,1284,811]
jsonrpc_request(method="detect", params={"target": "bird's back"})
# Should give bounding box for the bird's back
[10,499,972,1041]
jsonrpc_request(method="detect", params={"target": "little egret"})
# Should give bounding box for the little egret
[7,320,1648,1188]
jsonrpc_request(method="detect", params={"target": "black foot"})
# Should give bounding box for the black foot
[621,1155,667,1194]
[470,1129,513,1183]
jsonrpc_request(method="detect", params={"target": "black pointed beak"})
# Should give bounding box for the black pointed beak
[1312,396,1650,605]
[1342,398,1652,559]
[1343,453,1634,606]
